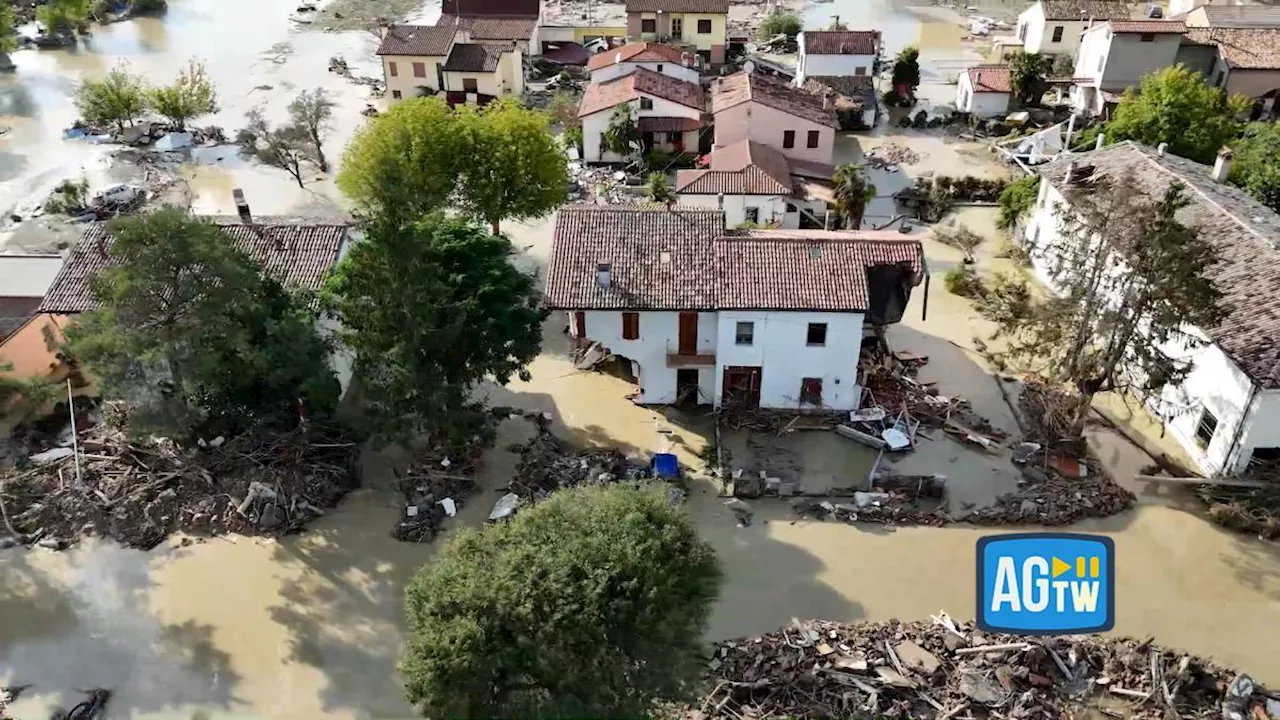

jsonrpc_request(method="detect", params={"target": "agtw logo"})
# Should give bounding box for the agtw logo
[977,533,1115,634]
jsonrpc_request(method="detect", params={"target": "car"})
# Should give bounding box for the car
[93,184,140,206]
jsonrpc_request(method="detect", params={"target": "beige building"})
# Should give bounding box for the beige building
[625,0,729,65]
[376,18,530,103]
[1182,26,1280,116]
[578,67,704,162]
[711,72,838,166]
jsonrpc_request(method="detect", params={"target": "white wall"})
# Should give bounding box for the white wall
[714,310,865,410]
[1086,29,1181,90]
[676,193,790,227]
[383,55,446,101]
[956,73,1011,117]
[572,309,717,404]
[1017,3,1047,53]
[581,93,701,162]
[591,60,699,84]
[795,35,876,85]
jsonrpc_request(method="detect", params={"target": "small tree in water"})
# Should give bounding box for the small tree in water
[148,59,217,131]
[236,109,312,188]
[74,63,148,132]
[832,163,876,229]
[288,88,335,173]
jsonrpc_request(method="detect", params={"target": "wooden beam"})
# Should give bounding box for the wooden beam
[1135,474,1272,489]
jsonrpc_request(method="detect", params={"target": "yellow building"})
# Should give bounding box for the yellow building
[625,0,729,65]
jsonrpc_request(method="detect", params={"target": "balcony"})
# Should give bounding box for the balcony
[667,351,716,367]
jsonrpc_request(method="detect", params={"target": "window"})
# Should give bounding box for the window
[666,131,680,142]
[413,62,426,78]
[744,207,759,223]
[388,61,398,77]
[1139,32,1154,42]
[806,130,819,148]
[671,17,682,36]
[806,322,827,346]
[783,130,795,148]
[641,18,656,32]
[735,321,754,345]
[697,18,712,33]
[855,66,866,76]
[463,78,479,93]
[656,63,664,72]
[622,312,640,340]
[1051,25,1064,42]
[392,90,402,99]
[1097,54,1104,72]
[1017,23,1026,41]
[640,97,654,110]
[800,378,823,405]
[1195,408,1219,449]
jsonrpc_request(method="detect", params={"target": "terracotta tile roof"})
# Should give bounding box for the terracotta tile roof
[674,139,793,195]
[1036,141,1280,388]
[1108,19,1185,33]
[1193,5,1280,28]
[966,65,1013,93]
[802,30,880,55]
[441,0,539,17]
[803,75,875,99]
[38,221,350,314]
[577,67,704,117]
[443,42,513,72]
[376,24,456,56]
[711,72,837,128]
[1041,0,1131,20]
[624,0,729,13]
[1183,27,1280,69]
[544,206,926,311]
[438,14,538,40]
[586,42,689,71]
[637,116,702,132]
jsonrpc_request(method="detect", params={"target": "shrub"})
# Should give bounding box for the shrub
[944,265,985,299]
[998,174,1040,229]
[759,13,801,41]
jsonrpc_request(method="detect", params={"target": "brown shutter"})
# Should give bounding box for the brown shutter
[622,312,640,340]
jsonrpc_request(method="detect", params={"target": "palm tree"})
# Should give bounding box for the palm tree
[832,164,876,229]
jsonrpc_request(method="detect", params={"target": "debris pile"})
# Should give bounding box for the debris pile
[1198,484,1280,540]
[696,615,1273,720]
[510,423,643,500]
[391,448,480,543]
[965,472,1136,526]
[0,404,359,550]
[866,142,923,168]
[1019,379,1087,453]
[793,486,949,527]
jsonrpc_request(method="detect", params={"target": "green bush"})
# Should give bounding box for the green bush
[944,265,985,299]
[997,174,1040,229]
[759,13,801,41]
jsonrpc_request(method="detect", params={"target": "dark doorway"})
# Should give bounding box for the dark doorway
[722,365,762,407]
[676,368,700,405]
[678,312,698,355]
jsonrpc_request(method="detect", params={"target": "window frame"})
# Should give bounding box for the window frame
[734,321,754,346]
[640,96,654,110]
[641,17,656,33]
[806,130,820,148]
[744,207,760,224]
[391,89,402,99]
[1195,408,1219,449]
[697,18,712,34]
[805,322,827,346]
[800,377,823,405]
[463,77,479,93]
[622,312,640,340]
[782,129,795,148]
[412,61,427,78]
[1051,25,1064,42]
[1139,32,1155,42]
[388,61,399,77]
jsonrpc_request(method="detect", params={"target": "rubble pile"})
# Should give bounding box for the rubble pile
[0,404,359,550]
[965,472,1137,526]
[866,142,923,168]
[1198,484,1280,540]
[695,615,1271,720]
[793,487,949,527]
[510,424,642,499]
[1019,379,1087,453]
[391,447,482,543]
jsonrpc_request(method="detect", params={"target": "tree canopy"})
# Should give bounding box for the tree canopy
[1106,64,1250,164]
[759,12,801,41]
[147,59,217,131]
[64,209,337,437]
[289,88,335,173]
[890,46,921,103]
[1229,122,1280,213]
[324,213,545,441]
[979,173,1228,429]
[74,63,148,132]
[455,99,567,233]
[1009,52,1051,106]
[832,164,876,229]
[402,483,723,718]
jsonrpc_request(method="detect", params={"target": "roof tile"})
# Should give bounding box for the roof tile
[1041,0,1131,20]
[578,67,704,116]
[711,71,837,128]
[624,0,729,13]
[966,65,1013,93]
[376,24,456,56]
[802,30,881,55]
[443,42,513,72]
[1108,19,1185,33]
[675,140,793,195]
[1183,27,1280,69]
[586,42,690,70]
[438,14,537,40]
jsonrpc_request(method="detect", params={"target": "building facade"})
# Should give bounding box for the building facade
[956,65,1013,117]
[624,0,729,65]
[376,18,531,103]
[674,139,831,228]
[711,72,838,165]
[577,67,704,162]
[1071,20,1185,114]
[795,30,881,84]
[1015,0,1131,58]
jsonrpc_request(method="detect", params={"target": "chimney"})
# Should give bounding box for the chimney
[597,262,612,288]
[1212,147,1233,183]
[233,188,252,224]
[1064,161,1077,186]
[1095,132,1105,150]
[1156,142,1167,157]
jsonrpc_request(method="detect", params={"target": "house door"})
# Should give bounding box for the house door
[670,17,683,38]
[676,368,700,405]
[677,312,697,355]
[722,366,762,407]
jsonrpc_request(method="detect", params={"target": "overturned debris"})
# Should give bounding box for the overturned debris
[695,615,1272,720]
[510,421,645,500]
[0,403,359,550]
[391,451,479,543]
[964,471,1136,526]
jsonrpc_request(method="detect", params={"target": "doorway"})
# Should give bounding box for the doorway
[670,17,683,38]
[676,368,700,405]
[678,312,698,355]
[722,365,762,407]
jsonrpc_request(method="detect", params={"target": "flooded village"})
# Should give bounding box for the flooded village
[4,0,1280,716]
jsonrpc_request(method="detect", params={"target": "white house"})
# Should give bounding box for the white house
[674,139,831,229]
[795,30,881,84]
[1015,0,1131,59]
[586,42,701,83]
[376,19,528,103]
[1071,20,1186,114]
[711,71,838,165]
[956,65,1013,117]
[544,205,927,409]
[1021,141,1280,477]
[578,67,704,162]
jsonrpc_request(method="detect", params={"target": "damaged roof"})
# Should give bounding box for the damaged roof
[544,205,925,312]
[443,42,514,72]
[1036,141,1280,389]
[801,30,881,55]
[1183,27,1280,69]
[674,140,795,195]
[577,67,704,117]
[39,221,350,314]
[711,71,837,128]
[376,24,457,56]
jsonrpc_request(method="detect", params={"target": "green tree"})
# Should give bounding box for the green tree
[890,46,920,104]
[337,97,463,221]
[402,483,722,718]
[324,213,546,440]
[601,104,640,160]
[832,163,876,229]
[997,174,1040,229]
[0,4,18,69]
[38,0,92,36]
[1107,64,1250,164]
[759,12,802,42]
[1230,122,1280,212]
[456,98,567,234]
[74,63,148,132]
[63,209,337,437]
[1009,52,1051,106]
[289,88,335,173]
[147,59,217,131]
[544,89,582,131]
[235,109,313,188]
[0,362,58,424]
[979,173,1228,430]
[648,171,673,204]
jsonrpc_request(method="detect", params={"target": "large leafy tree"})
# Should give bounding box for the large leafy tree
[759,12,801,42]
[1229,122,1280,212]
[455,99,567,234]
[832,163,876,229]
[890,46,920,104]
[324,213,546,440]
[601,104,640,160]
[147,59,217,131]
[402,483,723,718]
[1106,64,1250,164]
[74,63,148,132]
[1009,52,1051,106]
[64,209,337,437]
[337,97,463,221]
[979,172,1228,430]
